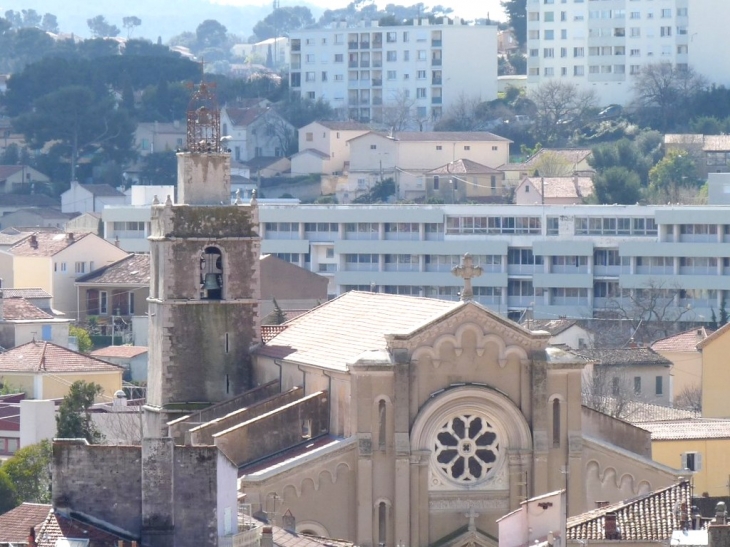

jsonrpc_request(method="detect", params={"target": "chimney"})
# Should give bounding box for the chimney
[604,512,621,540]
[282,509,296,533]
[261,526,274,547]
[66,232,74,243]
[30,233,38,249]
[715,501,728,525]
[628,337,638,348]
[27,527,37,547]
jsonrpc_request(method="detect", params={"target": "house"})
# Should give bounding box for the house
[0,294,71,348]
[698,322,730,418]
[578,347,674,407]
[231,37,289,66]
[292,121,370,176]
[75,253,150,327]
[426,158,508,203]
[0,208,74,230]
[0,165,50,193]
[243,155,291,180]
[665,134,730,180]
[0,232,130,318]
[514,175,594,205]
[0,503,55,545]
[497,490,566,547]
[221,105,295,162]
[260,254,329,318]
[526,318,593,349]
[90,345,148,382]
[0,392,24,457]
[61,181,126,214]
[102,185,173,252]
[651,327,712,405]
[1,287,55,314]
[0,340,123,400]
[500,148,594,187]
[633,418,730,497]
[64,211,102,234]
[134,120,185,156]
[346,131,512,200]
[0,194,60,217]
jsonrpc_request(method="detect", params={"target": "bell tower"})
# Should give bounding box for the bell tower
[143,81,261,437]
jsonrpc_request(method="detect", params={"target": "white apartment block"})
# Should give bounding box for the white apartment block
[289,19,498,125]
[526,0,689,106]
[259,203,730,324]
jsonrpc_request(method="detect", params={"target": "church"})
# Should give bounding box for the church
[52,82,682,547]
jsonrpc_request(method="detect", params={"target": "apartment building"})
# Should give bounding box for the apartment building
[526,0,689,105]
[289,19,498,125]
[259,203,730,323]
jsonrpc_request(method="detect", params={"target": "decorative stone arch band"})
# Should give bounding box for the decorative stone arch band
[410,386,532,491]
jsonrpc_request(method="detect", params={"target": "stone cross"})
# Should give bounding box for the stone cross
[452,253,483,301]
[465,507,480,532]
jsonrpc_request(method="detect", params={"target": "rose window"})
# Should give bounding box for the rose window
[433,414,499,483]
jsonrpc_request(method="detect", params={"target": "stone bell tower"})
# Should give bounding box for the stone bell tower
[143,81,261,437]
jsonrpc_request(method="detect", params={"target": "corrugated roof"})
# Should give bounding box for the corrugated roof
[0,341,123,373]
[650,327,712,353]
[257,291,459,370]
[0,503,51,544]
[76,253,149,285]
[567,480,691,541]
[635,418,730,440]
[9,232,91,257]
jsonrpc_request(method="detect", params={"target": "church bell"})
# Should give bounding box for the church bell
[203,273,221,290]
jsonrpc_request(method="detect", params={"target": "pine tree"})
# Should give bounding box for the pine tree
[721,299,729,327]
[272,298,286,325]
[710,308,718,330]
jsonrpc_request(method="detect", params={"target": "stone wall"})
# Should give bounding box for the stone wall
[172,445,220,546]
[190,387,304,445]
[214,391,329,467]
[581,405,652,458]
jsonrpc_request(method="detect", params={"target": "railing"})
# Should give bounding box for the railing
[372,79,382,86]
[360,61,370,67]
[373,98,382,105]
[431,97,442,104]
[360,42,370,49]
[348,61,358,68]
[219,529,259,547]
[345,263,378,272]
[348,42,358,49]
[432,39,442,47]
[432,78,442,85]
[291,62,301,69]
[318,263,338,273]
[432,59,442,66]
[373,60,382,67]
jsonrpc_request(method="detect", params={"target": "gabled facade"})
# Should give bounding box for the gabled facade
[514,176,594,205]
[0,295,71,348]
[0,207,74,230]
[698,321,730,418]
[134,120,185,156]
[0,165,50,193]
[293,121,370,176]
[221,106,295,162]
[61,181,126,214]
[651,327,711,402]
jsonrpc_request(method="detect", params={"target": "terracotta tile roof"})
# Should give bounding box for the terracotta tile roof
[528,318,578,335]
[90,345,148,358]
[8,232,90,257]
[0,194,60,208]
[1,287,52,299]
[315,120,370,131]
[703,135,730,151]
[618,400,701,423]
[522,176,594,199]
[567,480,691,541]
[0,341,123,373]
[76,253,149,285]
[261,324,288,343]
[226,106,267,126]
[576,347,671,367]
[35,510,135,547]
[78,183,125,197]
[1,297,54,320]
[635,419,730,440]
[390,131,511,142]
[256,291,459,370]
[665,134,704,145]
[650,327,713,353]
[0,502,51,544]
[0,164,26,180]
[428,158,503,175]
[0,231,31,246]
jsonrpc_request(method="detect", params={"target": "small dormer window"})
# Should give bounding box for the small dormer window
[201,246,223,300]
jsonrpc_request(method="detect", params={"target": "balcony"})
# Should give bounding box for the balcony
[360,42,370,49]
[431,97,442,104]
[291,62,301,70]
[372,41,382,49]
[372,79,382,86]
[432,77,442,85]
[318,263,338,273]
[348,61,358,68]
[360,61,370,68]
[348,42,358,49]
[360,98,370,105]
[432,39,442,47]
[431,59,442,66]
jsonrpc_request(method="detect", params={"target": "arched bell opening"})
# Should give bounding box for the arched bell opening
[200,246,223,300]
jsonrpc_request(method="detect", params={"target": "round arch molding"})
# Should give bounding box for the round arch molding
[411,386,532,491]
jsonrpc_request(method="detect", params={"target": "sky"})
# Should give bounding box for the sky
[214,0,507,22]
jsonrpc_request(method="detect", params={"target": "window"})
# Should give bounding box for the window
[370,144,377,150]
[75,262,85,274]
[403,50,410,61]
[387,70,396,80]
[545,30,554,40]
[305,53,315,63]
[433,175,440,189]
[321,71,328,82]
[574,65,584,76]
[655,376,663,396]
[634,376,641,394]
[544,11,554,21]
[378,399,387,450]
[387,51,397,62]
[552,399,560,448]
[417,50,427,61]
[660,26,672,37]
[544,48,555,58]
[334,53,344,62]
[42,325,52,341]
[682,452,702,472]
[417,88,427,98]
[305,71,315,82]
[100,290,108,315]
[464,146,470,151]
[386,31,397,43]
[612,377,620,397]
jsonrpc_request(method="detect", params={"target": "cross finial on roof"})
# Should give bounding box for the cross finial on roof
[452,253,483,301]
[465,507,479,532]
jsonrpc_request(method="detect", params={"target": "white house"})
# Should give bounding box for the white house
[61,182,126,214]
[292,121,370,176]
[220,106,295,163]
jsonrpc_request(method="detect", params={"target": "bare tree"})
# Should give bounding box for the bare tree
[632,62,707,130]
[530,81,597,144]
[675,384,702,412]
[581,364,637,420]
[434,93,484,131]
[532,150,573,177]
[381,89,415,132]
[263,112,296,156]
[599,280,692,345]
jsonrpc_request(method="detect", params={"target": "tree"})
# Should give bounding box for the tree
[69,325,93,353]
[276,94,334,130]
[195,19,227,51]
[648,149,701,203]
[720,298,729,327]
[87,15,120,38]
[40,13,58,33]
[13,85,135,183]
[381,89,415,132]
[530,80,597,144]
[501,0,527,46]
[674,384,702,412]
[272,298,286,325]
[122,16,142,39]
[632,62,707,130]
[592,166,642,205]
[0,468,17,514]
[434,93,484,131]
[532,150,572,177]
[2,440,52,504]
[139,152,177,186]
[581,364,637,420]
[56,381,105,443]
[253,6,314,41]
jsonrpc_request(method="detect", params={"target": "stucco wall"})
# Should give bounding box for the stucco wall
[702,331,730,418]
[581,405,652,458]
[652,438,730,497]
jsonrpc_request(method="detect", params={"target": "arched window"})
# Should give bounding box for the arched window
[378,400,386,451]
[378,502,387,546]
[201,246,223,300]
[552,398,561,448]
